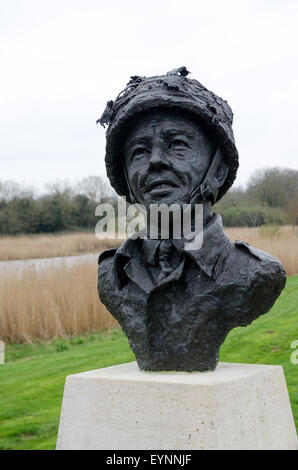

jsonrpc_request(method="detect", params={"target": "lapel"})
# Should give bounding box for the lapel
[173,213,229,277]
[124,258,154,294]
[113,213,229,294]
[124,253,185,295]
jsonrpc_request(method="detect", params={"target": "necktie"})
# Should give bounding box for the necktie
[157,240,174,281]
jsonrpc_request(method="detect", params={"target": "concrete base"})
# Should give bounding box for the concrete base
[56,362,297,450]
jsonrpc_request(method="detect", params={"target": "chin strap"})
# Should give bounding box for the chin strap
[189,146,222,205]
[123,160,137,204]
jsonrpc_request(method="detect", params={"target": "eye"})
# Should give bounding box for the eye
[131,147,148,159]
[169,139,189,150]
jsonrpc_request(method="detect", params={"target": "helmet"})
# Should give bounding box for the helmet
[97,66,239,204]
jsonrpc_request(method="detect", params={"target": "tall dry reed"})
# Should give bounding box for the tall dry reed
[0,232,122,261]
[1,227,297,274]
[0,262,119,343]
[0,225,297,343]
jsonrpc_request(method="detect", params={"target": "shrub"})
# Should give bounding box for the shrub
[219,205,287,227]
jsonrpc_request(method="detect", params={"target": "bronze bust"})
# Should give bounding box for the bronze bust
[97,67,286,372]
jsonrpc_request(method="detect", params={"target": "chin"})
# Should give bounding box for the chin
[145,198,187,207]
[141,191,187,206]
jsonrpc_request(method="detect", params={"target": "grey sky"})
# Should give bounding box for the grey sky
[1,0,297,194]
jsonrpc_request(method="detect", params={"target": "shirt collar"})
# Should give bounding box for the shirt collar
[113,213,229,291]
[175,213,229,277]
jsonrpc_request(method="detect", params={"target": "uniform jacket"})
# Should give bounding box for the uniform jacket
[97,213,286,371]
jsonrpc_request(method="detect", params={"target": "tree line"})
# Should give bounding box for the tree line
[214,167,298,227]
[0,167,297,235]
[0,176,115,235]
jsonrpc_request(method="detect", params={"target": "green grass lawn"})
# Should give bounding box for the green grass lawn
[0,277,297,450]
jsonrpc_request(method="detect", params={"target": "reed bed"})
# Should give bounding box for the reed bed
[0,262,119,343]
[1,226,297,272]
[0,225,297,344]
[0,232,122,261]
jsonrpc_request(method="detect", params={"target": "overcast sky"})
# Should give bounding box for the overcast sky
[1,0,297,194]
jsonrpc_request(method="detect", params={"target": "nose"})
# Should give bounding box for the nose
[149,144,169,170]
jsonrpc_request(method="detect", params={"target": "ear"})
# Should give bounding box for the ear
[215,157,229,187]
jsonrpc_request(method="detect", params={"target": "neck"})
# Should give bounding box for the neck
[144,201,213,240]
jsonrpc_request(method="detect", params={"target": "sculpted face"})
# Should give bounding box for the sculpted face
[124,110,215,205]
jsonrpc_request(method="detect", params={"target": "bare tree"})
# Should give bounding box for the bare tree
[77,176,115,203]
[246,167,298,209]
[0,180,34,201]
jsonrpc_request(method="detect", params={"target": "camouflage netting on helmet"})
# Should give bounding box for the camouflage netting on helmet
[97,67,239,204]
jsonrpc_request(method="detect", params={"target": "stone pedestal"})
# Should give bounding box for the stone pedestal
[56,361,297,450]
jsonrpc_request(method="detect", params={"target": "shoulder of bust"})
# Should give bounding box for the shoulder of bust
[234,240,284,268]
[97,248,118,303]
[217,240,286,327]
[230,240,286,293]
[98,248,118,291]
[216,239,286,283]
[98,248,117,267]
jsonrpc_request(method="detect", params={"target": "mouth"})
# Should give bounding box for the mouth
[145,178,179,194]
